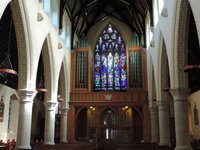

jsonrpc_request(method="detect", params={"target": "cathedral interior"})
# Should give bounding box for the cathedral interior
[0,0,200,150]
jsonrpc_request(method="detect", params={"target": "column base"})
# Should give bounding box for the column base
[16,145,32,149]
[151,140,159,143]
[43,142,55,145]
[159,142,171,147]
[60,140,68,143]
[175,146,193,150]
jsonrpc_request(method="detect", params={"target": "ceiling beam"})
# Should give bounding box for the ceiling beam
[110,2,140,35]
[82,0,108,35]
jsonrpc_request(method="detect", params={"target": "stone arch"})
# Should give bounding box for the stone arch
[74,106,88,140]
[60,56,70,106]
[147,53,157,107]
[10,93,19,100]
[10,0,31,89]
[185,3,200,93]
[188,0,200,44]
[172,0,190,88]
[57,60,69,110]
[40,35,54,101]
[160,37,170,100]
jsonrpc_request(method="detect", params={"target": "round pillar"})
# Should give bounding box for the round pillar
[170,88,192,150]
[60,108,69,143]
[16,89,37,149]
[149,106,159,143]
[157,100,171,146]
[44,101,57,145]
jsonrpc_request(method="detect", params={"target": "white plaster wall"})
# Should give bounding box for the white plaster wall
[0,84,15,142]
[7,100,19,141]
[0,0,11,18]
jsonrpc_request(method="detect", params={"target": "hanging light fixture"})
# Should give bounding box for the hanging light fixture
[0,16,17,84]
[36,77,47,93]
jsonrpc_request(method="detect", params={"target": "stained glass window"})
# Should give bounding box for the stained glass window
[94,24,127,91]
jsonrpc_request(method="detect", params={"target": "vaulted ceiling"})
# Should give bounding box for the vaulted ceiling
[61,0,152,42]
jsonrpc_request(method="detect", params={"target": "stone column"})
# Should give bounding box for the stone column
[16,89,37,149]
[149,106,159,143]
[44,101,57,145]
[157,100,171,146]
[60,108,69,143]
[170,89,192,150]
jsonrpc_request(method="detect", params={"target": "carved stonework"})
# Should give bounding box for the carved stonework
[170,88,190,101]
[17,89,37,103]
[175,0,189,88]
[0,96,5,122]
[45,101,57,111]
[10,0,29,89]
[149,106,158,115]
[37,12,43,22]
[160,39,170,100]
[105,94,112,101]
[152,67,156,100]
[161,8,168,17]
[61,108,69,116]
[150,39,155,47]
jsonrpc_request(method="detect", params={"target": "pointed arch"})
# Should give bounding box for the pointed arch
[10,0,30,89]
[61,56,70,106]
[159,34,170,100]
[39,36,53,101]
[74,107,88,140]
[147,52,157,106]
[87,17,132,50]
[172,0,190,88]
[185,3,200,93]
[58,61,68,107]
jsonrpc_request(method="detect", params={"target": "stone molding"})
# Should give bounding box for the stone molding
[161,8,168,17]
[10,0,29,88]
[149,106,158,115]
[45,101,57,111]
[170,88,190,101]
[37,12,43,21]
[61,108,69,114]
[17,89,37,103]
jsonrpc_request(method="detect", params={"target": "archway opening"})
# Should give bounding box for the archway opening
[75,107,88,140]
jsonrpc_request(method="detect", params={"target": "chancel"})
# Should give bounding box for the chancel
[0,0,200,150]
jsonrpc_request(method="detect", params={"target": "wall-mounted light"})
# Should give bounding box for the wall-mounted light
[89,106,95,112]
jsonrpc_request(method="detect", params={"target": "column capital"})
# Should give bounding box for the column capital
[170,88,190,101]
[17,89,37,103]
[149,106,158,115]
[45,101,57,111]
[61,108,70,114]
